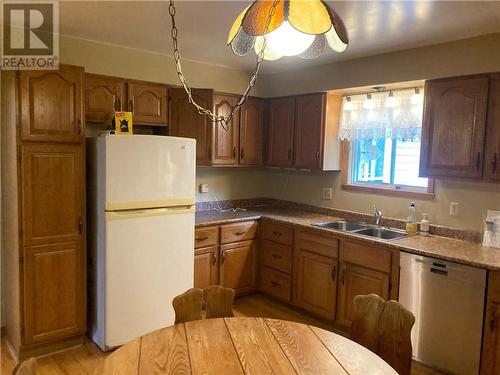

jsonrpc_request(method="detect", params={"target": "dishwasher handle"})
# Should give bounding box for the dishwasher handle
[430,267,448,276]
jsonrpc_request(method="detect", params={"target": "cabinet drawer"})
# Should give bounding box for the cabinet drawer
[260,266,291,302]
[194,227,218,248]
[261,240,292,274]
[295,229,339,258]
[261,221,293,245]
[221,221,258,244]
[341,240,391,273]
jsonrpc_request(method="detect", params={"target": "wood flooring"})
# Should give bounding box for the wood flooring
[1,293,442,375]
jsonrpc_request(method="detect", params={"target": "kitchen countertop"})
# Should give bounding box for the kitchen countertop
[196,207,500,271]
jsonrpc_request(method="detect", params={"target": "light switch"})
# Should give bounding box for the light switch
[449,201,459,216]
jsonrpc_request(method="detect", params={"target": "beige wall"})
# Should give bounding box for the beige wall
[60,35,264,96]
[260,33,500,97]
[195,167,268,203]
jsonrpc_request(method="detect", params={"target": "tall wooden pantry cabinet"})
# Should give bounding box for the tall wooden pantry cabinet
[2,65,87,360]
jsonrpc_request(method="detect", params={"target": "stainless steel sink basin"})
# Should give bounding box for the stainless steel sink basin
[313,220,368,232]
[354,227,408,240]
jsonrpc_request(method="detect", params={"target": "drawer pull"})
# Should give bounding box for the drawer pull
[270,281,281,288]
[272,231,282,237]
[196,235,209,241]
[331,265,336,281]
[211,251,217,265]
[234,231,246,236]
[220,250,225,264]
[271,254,282,259]
[341,267,346,285]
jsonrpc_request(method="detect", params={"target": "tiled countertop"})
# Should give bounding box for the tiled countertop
[196,206,500,271]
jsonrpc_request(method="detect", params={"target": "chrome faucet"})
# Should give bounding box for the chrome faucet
[373,205,382,227]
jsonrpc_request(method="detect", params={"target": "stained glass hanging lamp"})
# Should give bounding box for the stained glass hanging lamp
[228,0,349,60]
[168,0,349,129]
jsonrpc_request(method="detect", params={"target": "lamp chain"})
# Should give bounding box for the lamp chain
[168,0,279,130]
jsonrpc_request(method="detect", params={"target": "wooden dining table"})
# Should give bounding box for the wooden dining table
[97,317,397,374]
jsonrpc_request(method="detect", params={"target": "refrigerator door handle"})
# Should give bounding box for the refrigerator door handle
[105,206,195,221]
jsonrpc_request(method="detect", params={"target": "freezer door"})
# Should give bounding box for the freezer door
[104,206,194,349]
[103,135,196,210]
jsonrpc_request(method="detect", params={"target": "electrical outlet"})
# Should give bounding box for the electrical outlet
[322,187,333,200]
[449,201,459,216]
[199,184,209,193]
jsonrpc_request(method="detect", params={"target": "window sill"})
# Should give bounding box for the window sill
[341,183,435,199]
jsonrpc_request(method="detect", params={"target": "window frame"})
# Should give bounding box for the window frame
[341,140,435,199]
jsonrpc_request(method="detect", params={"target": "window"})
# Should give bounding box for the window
[339,87,434,196]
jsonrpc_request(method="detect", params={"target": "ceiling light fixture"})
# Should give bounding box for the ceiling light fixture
[228,0,349,61]
[168,0,348,129]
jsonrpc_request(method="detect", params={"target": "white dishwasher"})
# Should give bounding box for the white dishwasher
[399,252,486,375]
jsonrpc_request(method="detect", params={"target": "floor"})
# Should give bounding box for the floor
[1,293,441,375]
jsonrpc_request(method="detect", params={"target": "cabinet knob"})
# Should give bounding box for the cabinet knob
[234,231,246,236]
[287,148,292,161]
[271,253,282,259]
[331,265,336,281]
[195,235,209,242]
[233,147,237,160]
[272,231,282,237]
[270,280,281,288]
[492,153,498,173]
[212,251,217,265]
[341,267,346,285]
[316,151,320,161]
[220,250,225,264]
[240,148,244,160]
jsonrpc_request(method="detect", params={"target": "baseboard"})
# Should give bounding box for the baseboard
[14,335,85,361]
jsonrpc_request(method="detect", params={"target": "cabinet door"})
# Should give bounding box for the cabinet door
[212,94,239,165]
[219,240,256,296]
[194,246,218,289]
[239,97,264,166]
[127,82,168,126]
[420,76,489,179]
[21,143,85,247]
[294,93,324,169]
[170,88,213,166]
[19,66,84,143]
[84,74,125,123]
[267,97,295,167]
[485,75,500,182]
[23,242,86,344]
[296,250,337,320]
[337,262,390,328]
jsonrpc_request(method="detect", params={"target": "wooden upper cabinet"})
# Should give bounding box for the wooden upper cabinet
[84,74,125,123]
[294,93,325,169]
[212,94,239,165]
[267,97,295,167]
[419,76,489,179]
[23,241,86,344]
[127,82,168,126]
[485,75,500,182]
[21,143,85,247]
[239,97,264,166]
[19,65,84,143]
[170,88,213,166]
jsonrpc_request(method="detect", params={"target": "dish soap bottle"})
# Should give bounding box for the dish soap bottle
[406,202,418,234]
[420,214,430,236]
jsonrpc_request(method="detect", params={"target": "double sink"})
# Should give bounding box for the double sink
[312,220,409,240]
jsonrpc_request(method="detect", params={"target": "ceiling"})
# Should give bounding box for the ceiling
[59,1,500,74]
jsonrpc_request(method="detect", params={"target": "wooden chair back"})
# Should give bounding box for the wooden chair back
[172,288,204,324]
[351,294,415,375]
[13,357,37,375]
[172,286,234,324]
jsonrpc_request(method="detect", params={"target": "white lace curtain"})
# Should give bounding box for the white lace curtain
[338,88,424,141]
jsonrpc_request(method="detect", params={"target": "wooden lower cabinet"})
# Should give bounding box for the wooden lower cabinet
[481,271,500,374]
[296,250,337,320]
[336,262,390,328]
[194,246,218,289]
[219,240,257,296]
[23,242,86,345]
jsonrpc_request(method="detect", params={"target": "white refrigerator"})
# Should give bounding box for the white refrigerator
[87,135,196,351]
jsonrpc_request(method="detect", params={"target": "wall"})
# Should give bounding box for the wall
[195,167,268,203]
[260,33,500,97]
[59,35,265,96]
